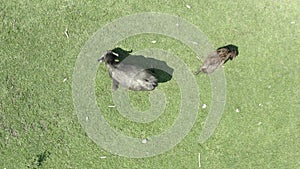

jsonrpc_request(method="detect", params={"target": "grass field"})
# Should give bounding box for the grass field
[1,0,299,168]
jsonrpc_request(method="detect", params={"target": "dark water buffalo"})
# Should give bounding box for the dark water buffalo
[195,44,239,74]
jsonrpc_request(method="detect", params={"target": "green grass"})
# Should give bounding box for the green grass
[1,0,299,168]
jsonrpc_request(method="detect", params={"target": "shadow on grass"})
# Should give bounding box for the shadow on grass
[112,47,174,83]
[29,150,51,168]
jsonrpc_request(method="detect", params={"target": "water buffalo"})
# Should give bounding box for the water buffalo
[195,44,239,74]
[98,50,158,91]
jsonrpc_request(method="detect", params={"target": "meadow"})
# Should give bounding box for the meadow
[0,0,299,168]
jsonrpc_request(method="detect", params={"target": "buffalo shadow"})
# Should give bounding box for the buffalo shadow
[111,47,174,83]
